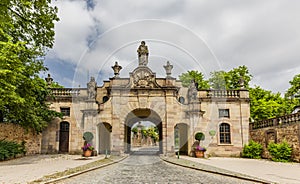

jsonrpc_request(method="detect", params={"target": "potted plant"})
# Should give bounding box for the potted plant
[82,143,94,157]
[194,132,206,158]
[82,131,95,156]
[194,145,206,158]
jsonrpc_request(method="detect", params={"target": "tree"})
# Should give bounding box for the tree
[227,65,252,89]
[209,70,229,89]
[131,127,138,135]
[146,126,159,141]
[0,0,60,132]
[209,65,252,89]
[249,86,292,121]
[0,0,59,55]
[179,70,210,89]
[285,74,300,105]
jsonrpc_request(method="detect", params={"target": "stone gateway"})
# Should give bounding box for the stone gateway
[42,41,250,157]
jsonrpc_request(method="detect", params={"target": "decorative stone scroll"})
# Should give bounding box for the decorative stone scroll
[128,67,160,88]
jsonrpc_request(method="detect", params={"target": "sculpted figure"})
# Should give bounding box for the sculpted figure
[187,79,198,103]
[137,41,149,66]
[87,77,96,99]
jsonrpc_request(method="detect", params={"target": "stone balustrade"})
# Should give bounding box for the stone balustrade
[250,112,300,130]
[51,88,80,97]
[199,90,241,98]
[208,90,240,98]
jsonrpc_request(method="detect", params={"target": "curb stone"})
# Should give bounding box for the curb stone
[32,155,128,184]
[160,156,274,184]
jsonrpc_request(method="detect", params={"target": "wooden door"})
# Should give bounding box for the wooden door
[59,122,69,153]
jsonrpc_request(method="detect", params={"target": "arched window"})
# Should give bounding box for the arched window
[219,123,231,144]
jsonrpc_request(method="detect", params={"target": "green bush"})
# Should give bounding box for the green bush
[195,132,205,141]
[0,140,26,161]
[83,132,94,142]
[267,141,292,162]
[242,140,263,159]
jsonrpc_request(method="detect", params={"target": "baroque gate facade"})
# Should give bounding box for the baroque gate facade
[42,42,250,156]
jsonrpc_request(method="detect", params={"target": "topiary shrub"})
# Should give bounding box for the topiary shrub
[83,132,94,142]
[242,140,263,159]
[267,141,292,162]
[195,132,205,145]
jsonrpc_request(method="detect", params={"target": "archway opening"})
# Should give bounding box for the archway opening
[124,109,162,154]
[174,123,189,155]
[98,122,112,154]
[59,121,69,153]
[131,121,159,151]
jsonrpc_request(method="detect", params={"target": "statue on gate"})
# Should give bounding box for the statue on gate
[137,41,149,66]
[187,79,198,103]
[87,77,96,99]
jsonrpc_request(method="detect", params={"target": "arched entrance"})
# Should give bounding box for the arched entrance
[97,122,112,154]
[174,123,189,155]
[124,109,163,154]
[59,121,70,153]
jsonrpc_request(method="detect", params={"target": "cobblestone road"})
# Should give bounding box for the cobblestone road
[57,149,258,184]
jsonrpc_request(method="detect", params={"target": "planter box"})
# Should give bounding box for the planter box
[83,150,92,157]
[195,150,205,158]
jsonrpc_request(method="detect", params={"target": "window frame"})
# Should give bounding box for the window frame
[219,122,231,144]
[60,107,70,117]
[219,109,230,118]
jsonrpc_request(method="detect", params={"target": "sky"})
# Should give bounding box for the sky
[44,0,300,94]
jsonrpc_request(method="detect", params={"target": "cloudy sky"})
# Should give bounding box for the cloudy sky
[44,0,300,94]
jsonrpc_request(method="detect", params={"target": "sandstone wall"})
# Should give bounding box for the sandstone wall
[0,123,42,154]
[250,123,300,162]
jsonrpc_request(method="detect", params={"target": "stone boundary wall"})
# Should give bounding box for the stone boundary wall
[0,123,42,154]
[250,121,300,162]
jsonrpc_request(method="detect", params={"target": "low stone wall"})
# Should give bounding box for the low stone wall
[250,122,300,162]
[0,123,42,154]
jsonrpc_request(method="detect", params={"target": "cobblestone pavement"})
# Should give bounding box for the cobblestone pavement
[57,149,258,184]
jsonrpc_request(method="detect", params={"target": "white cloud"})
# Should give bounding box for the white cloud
[47,1,96,62]
[46,0,300,94]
